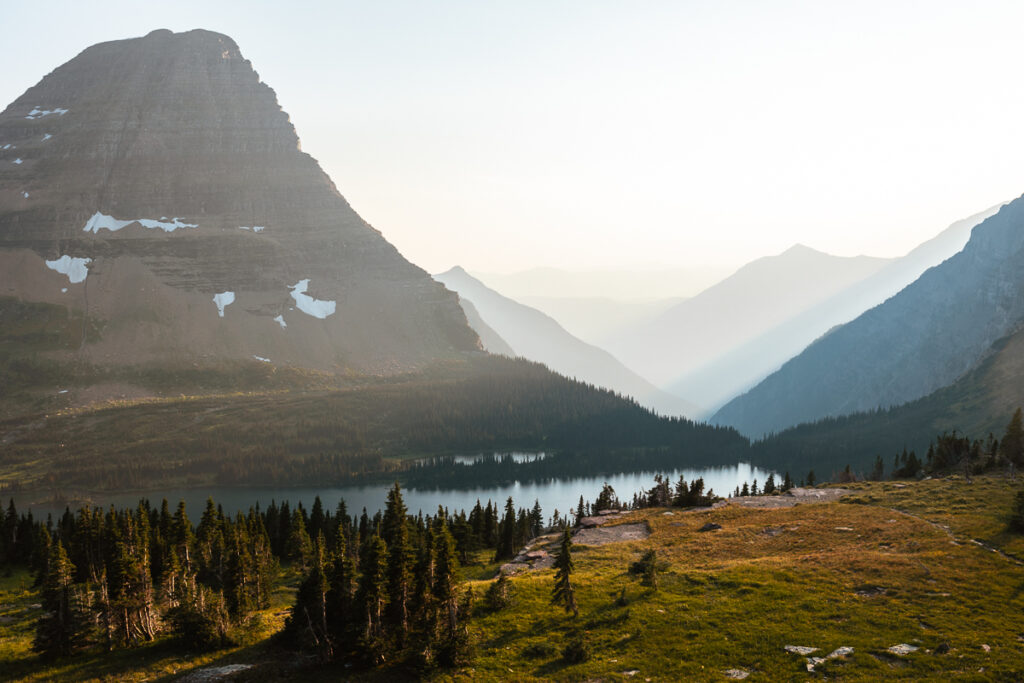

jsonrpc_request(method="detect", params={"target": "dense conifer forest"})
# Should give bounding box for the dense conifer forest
[0,356,747,492]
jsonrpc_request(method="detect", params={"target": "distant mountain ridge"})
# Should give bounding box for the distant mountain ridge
[714,195,1024,438]
[670,203,1004,413]
[603,245,892,409]
[434,267,697,417]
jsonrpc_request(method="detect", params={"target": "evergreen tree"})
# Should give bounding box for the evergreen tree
[551,528,578,617]
[309,496,326,542]
[763,474,776,495]
[328,522,356,642]
[33,541,86,656]
[806,470,816,487]
[594,483,618,511]
[431,520,462,661]
[382,483,414,646]
[287,508,313,569]
[483,501,498,548]
[1010,490,1024,533]
[782,472,794,492]
[494,497,517,562]
[870,455,885,481]
[356,533,388,662]
[285,533,332,658]
[529,500,544,538]
[1001,407,1024,467]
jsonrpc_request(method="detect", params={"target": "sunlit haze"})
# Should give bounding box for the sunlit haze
[4,0,1023,275]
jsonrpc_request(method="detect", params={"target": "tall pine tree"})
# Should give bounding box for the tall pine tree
[551,528,578,617]
[33,541,86,656]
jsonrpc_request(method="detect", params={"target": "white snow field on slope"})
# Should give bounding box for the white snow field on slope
[45,255,92,283]
[212,291,235,317]
[290,279,336,319]
[83,212,199,234]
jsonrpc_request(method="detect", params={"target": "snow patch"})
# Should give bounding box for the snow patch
[273,315,287,328]
[238,226,265,233]
[12,158,23,165]
[238,226,250,231]
[1,144,11,149]
[57,389,68,394]
[136,217,198,232]
[25,107,68,120]
[253,355,271,363]
[61,288,67,293]
[289,279,336,319]
[45,255,92,283]
[41,134,52,142]
[212,291,235,317]
[83,212,198,234]
[23,192,29,199]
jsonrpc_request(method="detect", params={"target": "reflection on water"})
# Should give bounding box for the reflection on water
[417,451,550,466]
[16,462,774,521]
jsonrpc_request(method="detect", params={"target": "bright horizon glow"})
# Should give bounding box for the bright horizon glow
[3,1,1023,275]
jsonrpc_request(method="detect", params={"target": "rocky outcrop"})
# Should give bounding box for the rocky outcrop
[714,196,1024,437]
[0,29,478,374]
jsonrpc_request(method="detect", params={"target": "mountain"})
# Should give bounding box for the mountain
[515,295,683,347]
[0,29,478,388]
[458,298,515,356]
[603,245,892,402]
[714,196,1024,438]
[749,320,1024,478]
[669,203,1005,413]
[434,267,697,417]
[472,265,732,301]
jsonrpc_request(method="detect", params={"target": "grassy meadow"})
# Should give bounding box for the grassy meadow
[2,476,1023,681]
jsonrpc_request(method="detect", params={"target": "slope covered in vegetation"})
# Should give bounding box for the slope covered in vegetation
[1,476,1022,681]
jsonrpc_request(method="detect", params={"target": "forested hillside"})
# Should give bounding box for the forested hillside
[0,355,747,491]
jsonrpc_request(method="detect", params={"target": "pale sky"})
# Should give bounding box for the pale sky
[3,1,1024,273]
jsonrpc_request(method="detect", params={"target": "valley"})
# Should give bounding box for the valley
[2,13,1024,682]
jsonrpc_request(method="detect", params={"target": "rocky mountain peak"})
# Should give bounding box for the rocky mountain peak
[0,29,479,375]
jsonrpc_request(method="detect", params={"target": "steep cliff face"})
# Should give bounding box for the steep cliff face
[713,195,1024,438]
[0,29,478,373]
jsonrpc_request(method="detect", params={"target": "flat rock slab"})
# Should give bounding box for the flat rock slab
[784,645,819,655]
[724,668,749,679]
[888,643,919,655]
[573,522,650,546]
[731,488,852,509]
[579,512,632,528]
[806,646,854,672]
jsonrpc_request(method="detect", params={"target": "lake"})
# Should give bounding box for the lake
[12,462,774,521]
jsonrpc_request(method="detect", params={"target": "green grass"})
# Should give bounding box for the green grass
[3,477,1024,680]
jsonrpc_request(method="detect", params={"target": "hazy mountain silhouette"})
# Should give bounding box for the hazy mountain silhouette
[515,295,683,346]
[603,245,891,406]
[714,196,1024,438]
[671,203,1005,413]
[434,267,697,417]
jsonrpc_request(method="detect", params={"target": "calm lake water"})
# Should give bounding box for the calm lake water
[14,462,774,521]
